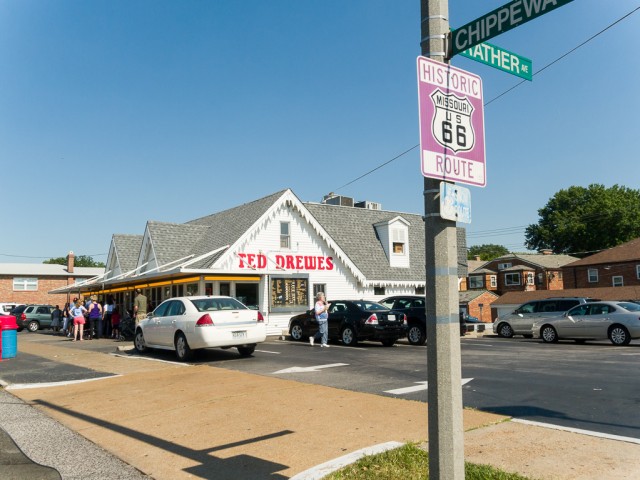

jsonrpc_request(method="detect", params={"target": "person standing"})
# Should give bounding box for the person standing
[103,295,114,338]
[51,305,62,333]
[70,300,87,341]
[111,306,121,341]
[87,296,103,339]
[133,289,148,326]
[62,302,71,336]
[310,292,331,348]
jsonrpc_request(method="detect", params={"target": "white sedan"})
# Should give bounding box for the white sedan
[134,296,266,361]
[531,301,640,346]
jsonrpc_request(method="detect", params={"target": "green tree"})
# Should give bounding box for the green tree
[44,254,105,268]
[467,244,509,261]
[525,184,640,256]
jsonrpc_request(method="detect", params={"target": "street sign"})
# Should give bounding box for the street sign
[451,0,575,56]
[459,41,532,81]
[417,56,485,187]
[440,182,471,223]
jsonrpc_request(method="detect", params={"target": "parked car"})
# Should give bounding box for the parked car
[134,296,266,361]
[379,295,426,345]
[493,297,596,338]
[14,304,55,332]
[531,301,640,346]
[288,299,408,347]
[0,303,20,316]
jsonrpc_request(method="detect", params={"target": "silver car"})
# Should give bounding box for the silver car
[493,298,590,338]
[531,301,640,346]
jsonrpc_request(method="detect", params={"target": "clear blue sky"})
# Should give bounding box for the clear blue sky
[2,0,639,264]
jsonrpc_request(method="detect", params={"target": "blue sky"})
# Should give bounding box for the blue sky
[2,0,639,264]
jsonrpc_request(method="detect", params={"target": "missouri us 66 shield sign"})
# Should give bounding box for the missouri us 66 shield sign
[417,56,486,187]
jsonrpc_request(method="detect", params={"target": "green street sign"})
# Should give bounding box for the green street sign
[451,0,575,56]
[460,42,532,81]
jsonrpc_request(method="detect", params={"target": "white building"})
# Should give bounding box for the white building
[53,189,467,335]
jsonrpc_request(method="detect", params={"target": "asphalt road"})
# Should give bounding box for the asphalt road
[5,331,640,441]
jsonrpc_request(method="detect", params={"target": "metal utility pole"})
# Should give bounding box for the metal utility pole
[420,0,465,478]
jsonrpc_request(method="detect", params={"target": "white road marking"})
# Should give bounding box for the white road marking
[255,349,281,354]
[110,352,191,366]
[4,375,122,391]
[384,378,473,395]
[273,363,349,374]
[513,418,640,445]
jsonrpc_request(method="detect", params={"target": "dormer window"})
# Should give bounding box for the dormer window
[392,229,406,255]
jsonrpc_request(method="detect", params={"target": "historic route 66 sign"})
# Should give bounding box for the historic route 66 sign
[417,56,486,187]
[430,90,475,153]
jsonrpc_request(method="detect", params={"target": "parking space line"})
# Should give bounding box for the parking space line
[4,375,121,391]
[512,418,640,445]
[109,352,191,366]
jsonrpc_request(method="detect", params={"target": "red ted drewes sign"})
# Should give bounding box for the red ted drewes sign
[238,253,334,271]
[417,56,486,187]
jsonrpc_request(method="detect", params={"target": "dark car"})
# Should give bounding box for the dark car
[379,295,427,345]
[288,299,407,347]
[14,304,54,332]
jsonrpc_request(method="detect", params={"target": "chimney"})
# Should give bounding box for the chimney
[540,249,553,255]
[67,251,75,273]
[475,256,481,261]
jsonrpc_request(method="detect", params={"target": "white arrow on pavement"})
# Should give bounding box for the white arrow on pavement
[384,378,473,395]
[273,363,349,374]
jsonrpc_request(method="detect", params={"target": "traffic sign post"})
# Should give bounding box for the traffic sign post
[417,56,486,187]
[450,0,575,56]
[459,41,532,81]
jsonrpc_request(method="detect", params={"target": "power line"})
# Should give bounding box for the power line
[333,6,640,192]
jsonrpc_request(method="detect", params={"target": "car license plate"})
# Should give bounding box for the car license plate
[232,331,247,339]
[388,315,396,321]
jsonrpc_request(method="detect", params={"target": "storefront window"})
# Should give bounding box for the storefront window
[271,277,308,313]
[185,283,199,296]
[236,283,258,309]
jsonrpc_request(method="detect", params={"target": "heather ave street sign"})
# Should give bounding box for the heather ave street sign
[451,0,575,56]
[417,56,485,187]
[460,42,532,81]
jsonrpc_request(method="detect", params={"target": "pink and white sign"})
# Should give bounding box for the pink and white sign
[417,56,486,187]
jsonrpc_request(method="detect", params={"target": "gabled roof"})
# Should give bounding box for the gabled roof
[564,237,640,267]
[145,222,209,267]
[482,253,578,270]
[459,289,499,303]
[112,234,143,273]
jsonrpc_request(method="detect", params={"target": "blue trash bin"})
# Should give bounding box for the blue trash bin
[1,315,18,359]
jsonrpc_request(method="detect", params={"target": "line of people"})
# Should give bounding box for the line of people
[58,296,122,341]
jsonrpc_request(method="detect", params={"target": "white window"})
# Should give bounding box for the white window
[392,229,406,254]
[588,268,598,283]
[505,273,520,286]
[526,272,534,285]
[612,276,624,287]
[280,222,290,249]
[13,277,38,291]
[469,276,484,289]
[490,275,497,288]
[374,286,386,295]
[497,262,512,271]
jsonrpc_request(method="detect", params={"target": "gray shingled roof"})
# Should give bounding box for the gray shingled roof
[112,235,143,273]
[490,253,578,269]
[146,222,210,268]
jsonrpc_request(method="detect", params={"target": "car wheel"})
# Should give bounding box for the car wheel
[381,338,396,347]
[407,325,426,345]
[289,322,304,341]
[175,333,193,361]
[341,326,357,346]
[497,323,513,338]
[540,325,558,343]
[608,325,630,346]
[237,345,256,357]
[27,320,39,332]
[134,329,147,353]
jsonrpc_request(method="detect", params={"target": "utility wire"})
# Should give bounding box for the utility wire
[334,6,640,192]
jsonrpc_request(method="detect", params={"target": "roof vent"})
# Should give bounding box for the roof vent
[322,193,354,207]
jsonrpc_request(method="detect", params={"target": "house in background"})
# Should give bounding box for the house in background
[562,237,640,289]
[0,253,104,306]
[459,289,499,323]
[467,252,578,295]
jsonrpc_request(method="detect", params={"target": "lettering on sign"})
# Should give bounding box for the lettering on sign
[451,0,575,56]
[237,253,334,271]
[430,90,475,153]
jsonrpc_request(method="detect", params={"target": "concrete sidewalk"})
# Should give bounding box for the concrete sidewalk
[1,338,640,479]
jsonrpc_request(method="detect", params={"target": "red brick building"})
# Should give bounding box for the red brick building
[0,253,104,307]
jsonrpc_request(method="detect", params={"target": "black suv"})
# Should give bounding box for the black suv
[380,296,428,345]
[14,304,55,332]
[288,299,407,347]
